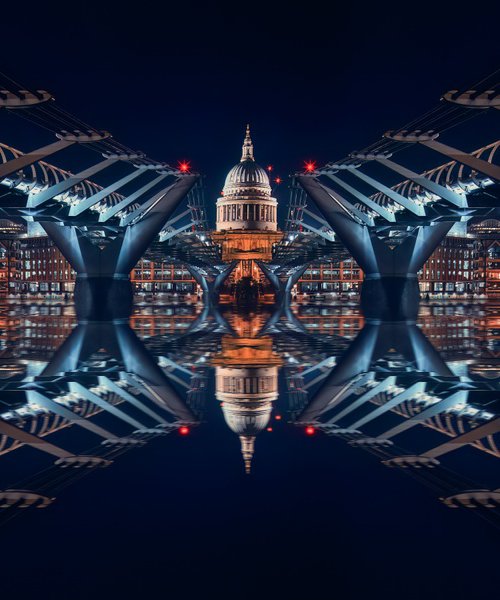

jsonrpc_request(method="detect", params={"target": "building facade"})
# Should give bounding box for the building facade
[0,219,23,294]
[2,232,197,296]
[418,234,475,294]
[19,235,76,293]
[470,219,500,296]
[211,125,282,289]
[130,260,196,294]
[297,259,363,294]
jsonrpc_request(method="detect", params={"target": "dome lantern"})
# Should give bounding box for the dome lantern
[241,124,255,162]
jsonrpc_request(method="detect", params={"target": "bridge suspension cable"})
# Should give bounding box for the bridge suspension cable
[0,70,164,167]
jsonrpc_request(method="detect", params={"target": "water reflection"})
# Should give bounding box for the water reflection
[0,305,200,517]
[212,312,282,473]
[0,300,498,529]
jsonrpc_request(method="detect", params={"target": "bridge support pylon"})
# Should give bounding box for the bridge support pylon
[256,262,308,331]
[185,262,237,306]
[256,262,308,303]
[41,175,197,321]
[297,176,453,320]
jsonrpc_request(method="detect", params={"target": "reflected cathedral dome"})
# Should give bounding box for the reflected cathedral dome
[211,314,282,474]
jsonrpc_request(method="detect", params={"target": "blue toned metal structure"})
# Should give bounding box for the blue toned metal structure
[0,319,202,511]
[287,83,500,319]
[289,315,500,522]
[0,87,200,320]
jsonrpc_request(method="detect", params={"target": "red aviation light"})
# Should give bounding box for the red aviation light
[179,426,190,436]
[177,160,191,173]
[275,415,282,421]
[266,427,273,432]
[304,160,317,173]
[267,164,274,172]
[274,177,282,185]
[305,426,316,436]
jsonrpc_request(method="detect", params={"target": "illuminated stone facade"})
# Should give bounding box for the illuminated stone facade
[212,126,282,285]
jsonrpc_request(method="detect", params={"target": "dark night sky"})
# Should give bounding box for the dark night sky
[0,8,499,599]
[1,1,500,204]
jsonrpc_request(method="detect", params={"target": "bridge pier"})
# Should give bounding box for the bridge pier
[297,176,454,321]
[40,175,198,321]
[360,275,421,321]
[74,276,133,321]
[255,262,308,332]
[257,262,307,301]
[185,262,237,306]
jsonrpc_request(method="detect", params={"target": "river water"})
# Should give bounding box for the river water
[0,299,498,599]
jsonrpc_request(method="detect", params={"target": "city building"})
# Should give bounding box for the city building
[297,258,363,294]
[0,227,197,296]
[211,125,282,291]
[130,259,196,295]
[0,219,23,294]
[418,234,475,294]
[470,219,500,296]
[19,234,76,294]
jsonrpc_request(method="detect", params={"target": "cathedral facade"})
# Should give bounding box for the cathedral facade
[212,125,283,289]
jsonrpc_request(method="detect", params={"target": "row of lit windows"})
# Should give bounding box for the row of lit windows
[221,376,275,394]
[218,203,276,222]
[302,269,361,280]
[421,271,470,280]
[24,271,73,280]
[426,259,470,268]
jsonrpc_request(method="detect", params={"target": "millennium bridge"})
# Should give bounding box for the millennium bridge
[0,76,498,520]
[0,79,499,321]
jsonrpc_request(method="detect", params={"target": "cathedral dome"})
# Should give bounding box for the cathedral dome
[224,161,271,191]
[216,125,278,232]
[222,125,272,197]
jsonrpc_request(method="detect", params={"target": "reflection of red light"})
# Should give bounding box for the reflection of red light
[179,426,190,435]
[266,427,273,432]
[304,160,317,173]
[267,165,273,172]
[305,426,315,436]
[275,177,282,184]
[177,160,191,173]
[275,415,282,421]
